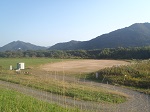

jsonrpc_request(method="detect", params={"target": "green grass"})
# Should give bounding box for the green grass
[0,72,127,104]
[87,60,150,94]
[0,58,62,69]
[0,86,79,112]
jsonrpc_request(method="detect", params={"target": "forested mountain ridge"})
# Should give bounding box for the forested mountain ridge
[49,40,82,50]
[0,41,46,51]
[1,23,150,51]
[49,22,150,50]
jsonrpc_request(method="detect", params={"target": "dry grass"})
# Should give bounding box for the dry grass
[41,59,129,74]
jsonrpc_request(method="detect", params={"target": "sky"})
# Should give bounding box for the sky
[0,0,150,47]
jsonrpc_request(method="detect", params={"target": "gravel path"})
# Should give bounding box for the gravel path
[0,79,150,112]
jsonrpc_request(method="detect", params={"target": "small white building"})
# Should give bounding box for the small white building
[17,63,25,70]
[10,65,13,70]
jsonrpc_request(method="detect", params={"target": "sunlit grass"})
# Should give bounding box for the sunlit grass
[0,58,127,104]
[87,60,150,94]
[0,86,79,112]
[0,58,62,69]
[0,72,127,103]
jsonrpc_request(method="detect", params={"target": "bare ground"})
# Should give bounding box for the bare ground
[41,60,129,73]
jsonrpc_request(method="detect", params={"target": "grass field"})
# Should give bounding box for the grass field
[0,58,128,104]
[0,86,79,112]
[0,58,62,69]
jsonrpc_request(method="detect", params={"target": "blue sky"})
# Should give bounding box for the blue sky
[0,0,150,47]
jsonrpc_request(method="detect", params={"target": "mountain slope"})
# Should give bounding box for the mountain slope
[49,40,82,50]
[49,22,150,50]
[0,41,46,51]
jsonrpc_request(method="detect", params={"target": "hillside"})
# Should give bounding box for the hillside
[49,40,81,50]
[1,23,150,51]
[49,22,150,50]
[0,41,46,51]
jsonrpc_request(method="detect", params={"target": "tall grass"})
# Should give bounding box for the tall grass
[87,60,150,94]
[0,86,79,112]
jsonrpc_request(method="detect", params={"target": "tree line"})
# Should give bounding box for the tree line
[0,46,150,59]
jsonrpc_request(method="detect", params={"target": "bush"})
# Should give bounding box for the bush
[87,60,150,90]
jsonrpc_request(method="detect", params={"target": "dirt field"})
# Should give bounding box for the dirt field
[41,60,129,73]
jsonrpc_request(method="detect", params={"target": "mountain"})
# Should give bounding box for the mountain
[49,40,82,50]
[0,41,47,51]
[49,22,150,50]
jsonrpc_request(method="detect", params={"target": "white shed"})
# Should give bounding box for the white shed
[17,63,25,70]
[10,65,13,70]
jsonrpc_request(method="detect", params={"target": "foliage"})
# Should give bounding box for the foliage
[98,46,150,59]
[0,46,150,59]
[87,60,150,94]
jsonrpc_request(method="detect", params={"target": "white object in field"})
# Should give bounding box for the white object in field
[17,63,25,70]
[10,65,12,70]
[96,72,99,79]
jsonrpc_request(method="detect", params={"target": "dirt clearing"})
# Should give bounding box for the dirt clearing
[41,60,129,73]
